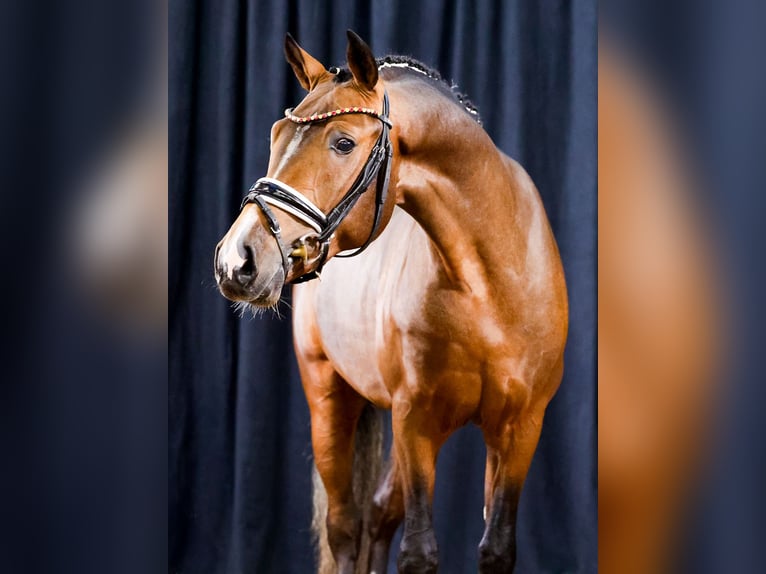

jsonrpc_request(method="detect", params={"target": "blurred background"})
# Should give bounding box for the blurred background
[600,1,766,573]
[0,0,166,573]
[169,1,596,572]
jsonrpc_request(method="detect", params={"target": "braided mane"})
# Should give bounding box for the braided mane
[332,55,482,125]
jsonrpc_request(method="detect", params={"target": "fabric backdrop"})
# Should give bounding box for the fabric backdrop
[169,1,596,572]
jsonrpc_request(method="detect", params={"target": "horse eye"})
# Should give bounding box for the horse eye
[333,138,356,154]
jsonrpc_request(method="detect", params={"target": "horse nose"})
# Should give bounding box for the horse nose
[216,241,257,290]
[232,246,256,286]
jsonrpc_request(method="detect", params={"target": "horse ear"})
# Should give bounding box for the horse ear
[284,33,327,91]
[346,30,378,91]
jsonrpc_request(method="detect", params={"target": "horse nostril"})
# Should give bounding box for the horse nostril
[233,246,256,286]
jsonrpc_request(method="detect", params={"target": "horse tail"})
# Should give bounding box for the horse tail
[312,402,383,574]
[351,403,384,573]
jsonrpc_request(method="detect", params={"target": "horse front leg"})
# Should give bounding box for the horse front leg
[306,366,368,574]
[479,408,545,573]
[391,395,446,574]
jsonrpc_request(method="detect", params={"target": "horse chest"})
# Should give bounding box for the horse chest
[293,213,458,402]
[298,264,498,411]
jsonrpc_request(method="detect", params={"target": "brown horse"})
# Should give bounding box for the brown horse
[215,31,568,574]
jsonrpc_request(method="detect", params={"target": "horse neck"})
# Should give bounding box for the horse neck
[389,80,526,293]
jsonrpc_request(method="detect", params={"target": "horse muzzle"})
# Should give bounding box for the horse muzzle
[214,240,285,305]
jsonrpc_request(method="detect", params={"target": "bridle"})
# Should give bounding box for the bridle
[240,90,393,284]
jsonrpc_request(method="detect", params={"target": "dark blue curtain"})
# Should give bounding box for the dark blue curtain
[169,1,596,572]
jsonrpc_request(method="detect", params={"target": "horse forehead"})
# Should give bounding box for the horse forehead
[291,85,338,116]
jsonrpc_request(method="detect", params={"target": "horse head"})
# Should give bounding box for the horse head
[215,31,394,306]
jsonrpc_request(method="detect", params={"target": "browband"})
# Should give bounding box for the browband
[285,105,393,128]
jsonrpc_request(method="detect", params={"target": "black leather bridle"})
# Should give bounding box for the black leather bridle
[240,90,393,284]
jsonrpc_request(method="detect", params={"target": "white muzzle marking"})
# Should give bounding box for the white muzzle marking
[219,207,260,281]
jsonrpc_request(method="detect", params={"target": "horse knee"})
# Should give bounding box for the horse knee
[397,529,438,574]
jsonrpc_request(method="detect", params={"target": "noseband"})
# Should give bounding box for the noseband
[240,90,393,284]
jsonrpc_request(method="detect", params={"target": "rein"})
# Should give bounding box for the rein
[241,90,393,284]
